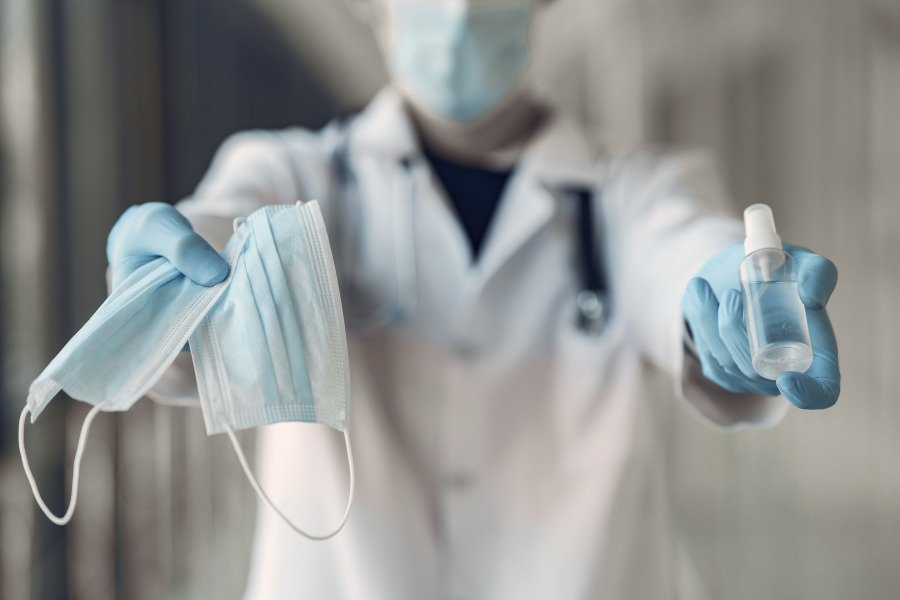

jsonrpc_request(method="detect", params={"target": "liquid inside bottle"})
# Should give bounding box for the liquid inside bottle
[742,279,813,379]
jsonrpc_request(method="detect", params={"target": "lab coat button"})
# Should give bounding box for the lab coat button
[454,341,480,361]
[445,471,476,491]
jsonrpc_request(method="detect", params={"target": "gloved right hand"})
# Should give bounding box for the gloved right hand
[683,241,839,409]
[107,203,228,290]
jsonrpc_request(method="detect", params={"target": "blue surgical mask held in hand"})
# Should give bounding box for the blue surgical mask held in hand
[388,0,534,122]
[682,208,840,410]
[19,201,354,539]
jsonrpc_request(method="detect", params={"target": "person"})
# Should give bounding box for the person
[106,0,840,597]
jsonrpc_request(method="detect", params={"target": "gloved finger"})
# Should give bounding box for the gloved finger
[108,203,227,286]
[775,307,840,409]
[111,203,193,257]
[698,357,750,394]
[164,232,228,286]
[110,255,155,290]
[776,362,839,409]
[683,278,741,377]
[784,244,838,310]
[108,203,191,264]
[696,241,745,298]
[687,319,775,395]
[717,288,755,378]
[717,289,780,394]
[106,204,141,264]
[694,351,779,395]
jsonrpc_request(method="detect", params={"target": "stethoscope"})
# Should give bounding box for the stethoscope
[328,136,610,336]
[566,186,608,335]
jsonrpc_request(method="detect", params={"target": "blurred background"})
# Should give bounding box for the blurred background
[0,0,896,598]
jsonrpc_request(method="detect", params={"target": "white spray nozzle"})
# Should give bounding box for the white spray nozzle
[743,203,782,255]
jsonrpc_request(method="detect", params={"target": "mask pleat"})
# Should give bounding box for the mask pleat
[242,225,296,413]
[256,209,316,418]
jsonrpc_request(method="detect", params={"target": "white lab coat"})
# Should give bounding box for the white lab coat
[157,89,787,599]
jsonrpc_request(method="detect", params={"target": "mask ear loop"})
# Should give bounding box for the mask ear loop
[19,402,107,525]
[221,420,355,541]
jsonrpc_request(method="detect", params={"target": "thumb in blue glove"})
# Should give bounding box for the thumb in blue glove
[106,203,228,290]
[682,241,840,410]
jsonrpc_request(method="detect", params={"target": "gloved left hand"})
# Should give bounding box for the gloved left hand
[106,203,228,290]
[682,242,840,409]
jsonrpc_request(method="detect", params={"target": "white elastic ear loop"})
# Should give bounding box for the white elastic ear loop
[19,402,107,526]
[222,421,355,541]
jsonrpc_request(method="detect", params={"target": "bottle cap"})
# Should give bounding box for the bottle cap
[743,203,782,255]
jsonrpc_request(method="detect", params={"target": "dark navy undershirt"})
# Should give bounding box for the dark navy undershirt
[424,151,513,261]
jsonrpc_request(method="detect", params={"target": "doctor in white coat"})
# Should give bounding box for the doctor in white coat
[107,0,840,598]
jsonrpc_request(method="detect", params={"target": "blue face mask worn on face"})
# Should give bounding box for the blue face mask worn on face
[388,0,534,122]
[19,201,354,540]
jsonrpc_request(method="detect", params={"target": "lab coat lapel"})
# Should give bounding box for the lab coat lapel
[475,112,601,290]
[346,90,475,323]
[348,88,420,161]
[474,172,555,286]
[347,90,601,305]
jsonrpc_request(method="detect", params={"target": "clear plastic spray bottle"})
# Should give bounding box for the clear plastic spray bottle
[739,204,813,379]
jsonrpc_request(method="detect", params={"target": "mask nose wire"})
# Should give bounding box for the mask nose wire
[221,419,356,541]
[19,401,108,526]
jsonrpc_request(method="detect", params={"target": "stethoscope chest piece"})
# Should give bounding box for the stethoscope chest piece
[576,289,607,336]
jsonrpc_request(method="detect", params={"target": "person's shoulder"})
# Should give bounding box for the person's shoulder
[213,117,354,168]
[600,145,731,215]
[196,113,368,196]
[603,145,720,188]
[603,146,725,199]
[188,116,356,205]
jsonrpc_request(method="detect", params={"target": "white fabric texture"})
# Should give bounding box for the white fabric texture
[154,89,788,600]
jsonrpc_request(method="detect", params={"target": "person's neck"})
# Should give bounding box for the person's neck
[399,86,551,171]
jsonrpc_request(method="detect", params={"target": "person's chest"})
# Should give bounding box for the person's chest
[342,152,616,361]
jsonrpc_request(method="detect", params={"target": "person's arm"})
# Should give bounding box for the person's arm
[176,126,341,250]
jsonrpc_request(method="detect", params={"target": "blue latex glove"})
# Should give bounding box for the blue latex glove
[107,203,228,290]
[682,242,840,409]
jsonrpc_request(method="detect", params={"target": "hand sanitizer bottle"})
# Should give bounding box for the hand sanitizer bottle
[739,204,813,380]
